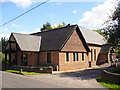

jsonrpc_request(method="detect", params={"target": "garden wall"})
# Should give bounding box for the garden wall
[102,70,120,85]
[9,65,53,73]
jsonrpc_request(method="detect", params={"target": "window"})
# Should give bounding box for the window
[94,49,96,61]
[91,49,93,61]
[73,53,79,61]
[73,53,75,61]
[82,53,84,61]
[76,53,79,61]
[47,53,51,63]
[66,52,69,61]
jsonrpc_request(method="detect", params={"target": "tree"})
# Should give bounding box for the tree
[1,37,8,54]
[103,1,120,47]
[103,1,120,58]
[41,22,52,32]
[41,22,66,32]
[93,29,108,39]
[0,41,2,52]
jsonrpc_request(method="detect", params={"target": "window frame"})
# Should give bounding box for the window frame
[76,52,79,61]
[91,49,93,61]
[94,49,96,61]
[73,52,75,61]
[82,53,84,61]
[47,53,51,63]
[66,52,69,62]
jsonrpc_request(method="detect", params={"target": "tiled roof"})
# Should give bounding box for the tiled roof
[31,25,90,52]
[80,27,106,45]
[7,24,107,52]
[100,45,112,54]
[13,33,41,51]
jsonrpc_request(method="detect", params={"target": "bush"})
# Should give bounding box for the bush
[0,52,5,64]
[110,67,120,74]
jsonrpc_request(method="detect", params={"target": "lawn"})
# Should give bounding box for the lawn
[97,77,120,90]
[6,70,49,75]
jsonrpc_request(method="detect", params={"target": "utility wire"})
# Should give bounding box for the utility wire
[0,0,50,27]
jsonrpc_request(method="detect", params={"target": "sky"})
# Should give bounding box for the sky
[0,0,116,38]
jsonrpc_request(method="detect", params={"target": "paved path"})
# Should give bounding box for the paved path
[26,65,111,88]
[2,71,67,88]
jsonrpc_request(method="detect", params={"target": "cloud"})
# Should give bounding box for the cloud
[0,0,33,8]
[79,0,116,28]
[0,33,10,38]
[18,27,40,34]
[34,28,40,32]
[12,24,20,28]
[55,2,61,5]
[11,0,32,8]
[3,28,9,31]
[18,30,30,34]
[73,10,77,14]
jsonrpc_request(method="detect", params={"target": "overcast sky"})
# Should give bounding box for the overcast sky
[0,0,116,38]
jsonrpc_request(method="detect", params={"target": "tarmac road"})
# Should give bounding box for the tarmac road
[2,71,67,88]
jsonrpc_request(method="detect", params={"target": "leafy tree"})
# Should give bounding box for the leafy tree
[41,22,52,32]
[103,1,120,58]
[0,41,1,52]
[41,22,66,32]
[93,29,108,39]
[1,37,8,54]
[103,1,120,47]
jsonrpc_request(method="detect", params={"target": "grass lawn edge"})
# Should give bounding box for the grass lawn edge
[6,69,50,75]
[97,77,120,90]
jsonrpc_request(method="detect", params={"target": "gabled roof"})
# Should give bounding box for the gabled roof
[12,33,41,51]
[31,25,90,52]
[100,45,112,54]
[80,27,106,45]
[6,24,106,52]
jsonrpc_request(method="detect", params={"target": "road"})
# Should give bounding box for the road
[2,64,111,89]
[2,71,67,88]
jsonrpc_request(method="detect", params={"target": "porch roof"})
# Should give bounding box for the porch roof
[100,45,112,54]
[13,33,41,51]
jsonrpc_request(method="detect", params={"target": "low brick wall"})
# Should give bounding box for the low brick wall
[102,70,120,85]
[9,65,53,73]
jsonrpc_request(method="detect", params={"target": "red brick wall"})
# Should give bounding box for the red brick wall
[61,30,87,52]
[59,52,89,71]
[88,45,102,66]
[39,51,59,70]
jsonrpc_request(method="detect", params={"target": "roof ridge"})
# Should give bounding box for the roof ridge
[31,24,77,35]
[12,32,41,37]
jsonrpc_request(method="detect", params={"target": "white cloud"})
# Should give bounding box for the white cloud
[18,30,30,34]
[79,0,116,28]
[3,28,9,31]
[0,33,10,38]
[34,28,40,32]
[11,0,32,8]
[55,2,61,5]
[12,24,20,28]
[0,0,33,8]
[73,10,77,14]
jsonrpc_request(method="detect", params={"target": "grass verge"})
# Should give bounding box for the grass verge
[97,77,120,90]
[6,70,49,75]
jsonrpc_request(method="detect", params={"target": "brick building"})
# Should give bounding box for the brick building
[5,24,115,71]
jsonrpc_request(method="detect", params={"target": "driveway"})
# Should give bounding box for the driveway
[2,71,67,88]
[26,65,111,88]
